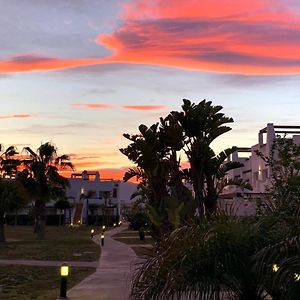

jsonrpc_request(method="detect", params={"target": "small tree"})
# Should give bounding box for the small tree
[0,179,29,242]
[54,199,71,226]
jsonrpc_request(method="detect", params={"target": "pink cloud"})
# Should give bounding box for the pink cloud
[121,105,167,111]
[0,114,32,119]
[2,1,300,75]
[71,103,113,109]
[96,0,300,74]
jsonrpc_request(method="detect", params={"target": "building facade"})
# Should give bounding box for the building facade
[221,123,300,215]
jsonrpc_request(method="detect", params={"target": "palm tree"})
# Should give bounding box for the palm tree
[172,99,234,216]
[131,214,270,300]
[120,123,170,208]
[22,142,73,239]
[0,145,19,178]
[203,146,252,214]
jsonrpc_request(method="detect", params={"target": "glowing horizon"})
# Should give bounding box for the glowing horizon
[1,0,300,180]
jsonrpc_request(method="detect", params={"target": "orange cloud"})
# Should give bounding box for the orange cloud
[0,114,32,119]
[71,103,113,109]
[0,54,113,74]
[2,1,300,75]
[97,0,300,74]
[121,105,167,110]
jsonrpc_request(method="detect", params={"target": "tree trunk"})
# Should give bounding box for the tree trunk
[35,200,46,239]
[14,210,18,226]
[0,214,6,242]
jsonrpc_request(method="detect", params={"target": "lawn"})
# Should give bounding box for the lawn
[0,225,100,261]
[112,229,153,245]
[0,265,94,300]
[0,225,101,299]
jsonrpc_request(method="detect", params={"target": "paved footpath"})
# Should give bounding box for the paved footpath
[67,223,139,300]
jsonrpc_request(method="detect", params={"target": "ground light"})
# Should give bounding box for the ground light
[101,233,104,246]
[272,264,279,272]
[113,223,116,228]
[90,229,95,238]
[59,263,69,298]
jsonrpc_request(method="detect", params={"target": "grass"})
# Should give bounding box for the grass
[131,246,154,257]
[0,225,100,261]
[0,265,94,300]
[0,225,101,299]
[112,229,154,246]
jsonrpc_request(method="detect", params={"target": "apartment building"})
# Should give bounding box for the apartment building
[221,123,300,215]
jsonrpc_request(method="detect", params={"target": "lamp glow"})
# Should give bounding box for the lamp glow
[294,273,300,281]
[91,229,94,234]
[272,264,279,272]
[102,225,105,230]
[101,233,104,239]
[59,263,69,298]
[61,264,69,277]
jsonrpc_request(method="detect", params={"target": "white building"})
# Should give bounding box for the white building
[47,170,137,225]
[220,123,300,215]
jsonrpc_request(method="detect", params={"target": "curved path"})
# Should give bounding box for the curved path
[67,223,139,300]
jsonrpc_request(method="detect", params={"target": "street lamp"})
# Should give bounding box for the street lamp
[60,263,69,298]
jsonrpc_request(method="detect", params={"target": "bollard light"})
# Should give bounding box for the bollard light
[102,225,106,231]
[90,229,95,238]
[113,223,116,228]
[118,221,122,226]
[101,233,104,246]
[77,220,81,225]
[70,222,73,226]
[60,263,69,298]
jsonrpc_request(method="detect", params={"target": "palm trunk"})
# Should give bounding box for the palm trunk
[191,163,205,216]
[0,214,6,242]
[35,200,46,239]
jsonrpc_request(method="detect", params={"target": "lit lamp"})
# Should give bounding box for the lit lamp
[60,263,69,298]
[77,220,81,225]
[113,223,116,228]
[272,264,279,272]
[101,233,104,246]
[294,273,300,282]
[90,229,95,238]
[118,220,122,226]
[102,225,106,231]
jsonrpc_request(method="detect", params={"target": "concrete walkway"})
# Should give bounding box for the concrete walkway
[67,223,139,300]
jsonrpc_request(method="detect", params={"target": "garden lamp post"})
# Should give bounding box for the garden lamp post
[101,232,104,246]
[60,263,69,298]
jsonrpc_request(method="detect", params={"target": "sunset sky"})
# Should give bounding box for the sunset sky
[1,0,300,179]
